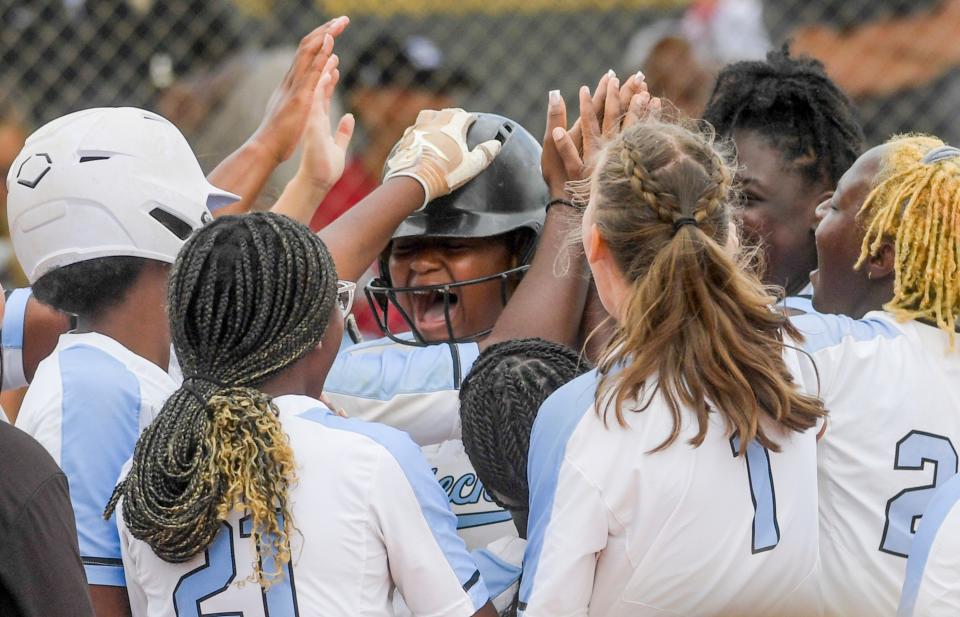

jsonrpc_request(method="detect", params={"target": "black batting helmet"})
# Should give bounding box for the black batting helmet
[366,112,547,345]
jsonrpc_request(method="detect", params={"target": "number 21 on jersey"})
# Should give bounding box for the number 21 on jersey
[173,515,299,617]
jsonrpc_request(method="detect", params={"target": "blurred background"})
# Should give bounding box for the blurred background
[1,0,959,292]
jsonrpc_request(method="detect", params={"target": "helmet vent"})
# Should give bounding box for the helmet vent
[148,207,193,240]
[495,123,514,144]
[79,156,110,163]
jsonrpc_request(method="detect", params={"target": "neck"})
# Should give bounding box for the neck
[782,275,809,298]
[77,303,170,370]
[510,508,528,539]
[849,279,895,319]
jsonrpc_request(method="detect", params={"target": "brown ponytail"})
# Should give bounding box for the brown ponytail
[592,120,825,453]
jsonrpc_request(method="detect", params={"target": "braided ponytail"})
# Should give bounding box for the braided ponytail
[591,120,825,453]
[105,213,338,586]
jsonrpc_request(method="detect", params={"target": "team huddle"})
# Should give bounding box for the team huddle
[1,15,959,617]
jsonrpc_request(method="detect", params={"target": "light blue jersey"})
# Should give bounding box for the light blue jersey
[16,332,177,586]
[324,336,516,551]
[2,287,32,391]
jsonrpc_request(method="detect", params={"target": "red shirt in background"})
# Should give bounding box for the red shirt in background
[311,158,408,339]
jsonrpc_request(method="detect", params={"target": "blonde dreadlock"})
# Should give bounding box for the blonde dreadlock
[105,212,338,587]
[856,135,960,346]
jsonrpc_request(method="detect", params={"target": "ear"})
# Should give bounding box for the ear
[584,222,605,264]
[866,240,895,280]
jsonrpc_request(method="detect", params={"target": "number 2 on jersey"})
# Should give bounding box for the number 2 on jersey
[731,434,780,554]
[173,516,299,617]
[880,430,958,558]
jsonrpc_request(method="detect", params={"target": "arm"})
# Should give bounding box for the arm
[319,109,501,283]
[791,1,960,98]
[2,473,95,617]
[483,74,652,350]
[371,432,496,617]
[207,17,349,216]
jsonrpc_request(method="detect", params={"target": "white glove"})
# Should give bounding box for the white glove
[383,108,502,209]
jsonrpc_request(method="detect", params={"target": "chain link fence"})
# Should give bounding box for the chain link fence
[1,0,959,283]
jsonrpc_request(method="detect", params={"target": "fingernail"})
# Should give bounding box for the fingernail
[553,127,565,141]
[580,85,590,97]
[635,70,645,81]
[549,90,561,105]
[607,69,616,77]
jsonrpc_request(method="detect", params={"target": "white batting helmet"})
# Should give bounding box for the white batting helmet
[6,107,238,284]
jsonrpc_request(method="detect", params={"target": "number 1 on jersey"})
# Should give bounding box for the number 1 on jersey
[731,434,780,553]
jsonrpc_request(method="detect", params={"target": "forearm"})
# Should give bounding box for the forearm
[482,203,590,350]
[271,174,329,226]
[206,138,281,217]
[318,178,424,282]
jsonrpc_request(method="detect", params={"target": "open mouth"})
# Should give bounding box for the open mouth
[409,288,460,338]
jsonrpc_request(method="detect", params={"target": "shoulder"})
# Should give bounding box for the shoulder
[531,369,601,448]
[294,403,425,471]
[790,311,903,354]
[326,337,481,399]
[0,423,66,524]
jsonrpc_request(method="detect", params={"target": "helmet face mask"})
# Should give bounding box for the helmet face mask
[364,112,547,346]
[366,264,528,345]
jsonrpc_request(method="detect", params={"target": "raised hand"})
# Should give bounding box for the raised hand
[251,16,350,165]
[297,53,355,193]
[383,108,502,209]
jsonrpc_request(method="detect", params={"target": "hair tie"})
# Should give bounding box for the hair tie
[181,375,227,405]
[672,217,698,235]
[922,145,960,165]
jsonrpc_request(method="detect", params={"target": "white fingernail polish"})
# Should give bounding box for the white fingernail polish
[549,90,561,104]
[607,69,616,77]
[635,70,645,81]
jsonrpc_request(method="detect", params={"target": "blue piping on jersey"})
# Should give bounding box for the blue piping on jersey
[519,369,599,610]
[457,510,513,529]
[473,546,522,604]
[324,337,480,400]
[298,407,489,610]
[790,312,901,354]
[2,288,30,350]
[898,472,960,617]
[60,344,142,586]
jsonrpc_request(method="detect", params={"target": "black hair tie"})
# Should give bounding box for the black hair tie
[672,217,698,235]
[181,375,227,406]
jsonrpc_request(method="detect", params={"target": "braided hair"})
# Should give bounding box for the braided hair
[105,212,338,587]
[591,119,826,454]
[459,338,590,510]
[857,136,960,346]
[703,45,863,186]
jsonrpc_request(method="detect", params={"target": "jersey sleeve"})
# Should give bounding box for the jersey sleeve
[0,472,95,617]
[368,428,490,617]
[899,474,960,617]
[57,345,144,586]
[473,537,525,613]
[116,503,149,617]
[519,372,609,617]
[2,288,31,391]
[324,339,480,446]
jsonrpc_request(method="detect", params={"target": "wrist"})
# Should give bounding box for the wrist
[247,132,286,166]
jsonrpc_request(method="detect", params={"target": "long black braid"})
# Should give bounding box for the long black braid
[105,212,338,586]
[703,45,864,185]
[459,338,591,510]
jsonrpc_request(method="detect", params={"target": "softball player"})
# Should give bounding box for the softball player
[109,213,496,617]
[519,119,826,617]
[324,111,550,549]
[793,136,960,617]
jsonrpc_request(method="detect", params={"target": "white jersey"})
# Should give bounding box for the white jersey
[16,331,177,586]
[519,368,822,617]
[793,311,960,617]
[118,394,490,617]
[897,473,960,617]
[325,337,516,550]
